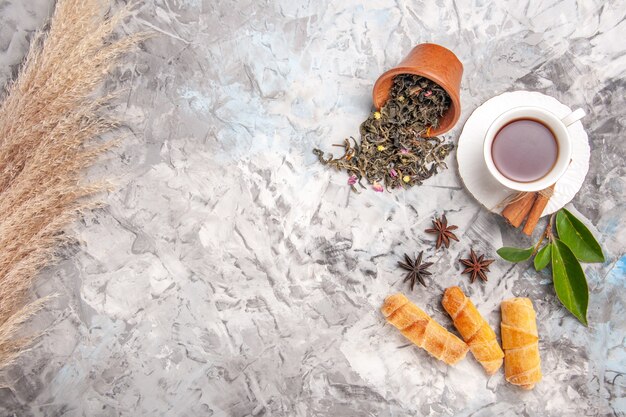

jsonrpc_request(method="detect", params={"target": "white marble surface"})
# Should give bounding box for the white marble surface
[0,0,625,416]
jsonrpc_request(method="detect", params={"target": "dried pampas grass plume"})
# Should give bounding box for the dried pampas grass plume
[0,0,143,368]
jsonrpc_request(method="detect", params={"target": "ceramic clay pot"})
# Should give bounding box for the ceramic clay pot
[372,43,463,136]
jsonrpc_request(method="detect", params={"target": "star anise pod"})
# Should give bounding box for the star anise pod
[425,214,459,249]
[398,251,433,290]
[460,249,495,283]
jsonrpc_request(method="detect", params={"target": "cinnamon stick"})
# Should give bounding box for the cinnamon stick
[522,185,555,236]
[502,192,537,228]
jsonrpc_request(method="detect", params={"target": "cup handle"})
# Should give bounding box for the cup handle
[561,108,586,127]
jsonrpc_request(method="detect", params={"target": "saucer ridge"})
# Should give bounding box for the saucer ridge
[457,91,590,216]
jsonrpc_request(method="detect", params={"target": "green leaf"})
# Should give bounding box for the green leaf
[556,209,605,263]
[497,246,534,263]
[551,238,589,325]
[534,243,552,271]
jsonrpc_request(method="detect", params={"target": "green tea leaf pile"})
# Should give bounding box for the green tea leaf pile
[314,74,454,192]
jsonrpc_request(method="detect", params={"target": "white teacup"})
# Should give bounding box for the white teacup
[483,106,586,192]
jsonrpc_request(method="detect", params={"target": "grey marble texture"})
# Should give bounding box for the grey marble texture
[0,0,625,416]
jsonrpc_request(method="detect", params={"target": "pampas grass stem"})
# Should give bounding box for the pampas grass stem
[0,0,141,368]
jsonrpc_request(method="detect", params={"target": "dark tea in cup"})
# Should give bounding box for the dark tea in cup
[491,119,558,183]
[483,106,584,192]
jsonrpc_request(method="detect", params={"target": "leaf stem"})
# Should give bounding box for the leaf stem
[546,213,556,242]
[532,213,556,255]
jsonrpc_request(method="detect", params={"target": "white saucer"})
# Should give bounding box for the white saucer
[456,91,590,216]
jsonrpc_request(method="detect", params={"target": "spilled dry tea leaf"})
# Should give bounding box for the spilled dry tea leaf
[314,74,453,192]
